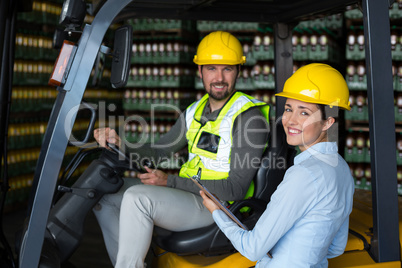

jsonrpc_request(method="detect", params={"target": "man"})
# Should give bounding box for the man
[93,31,270,267]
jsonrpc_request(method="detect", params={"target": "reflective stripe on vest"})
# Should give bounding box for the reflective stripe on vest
[179,92,269,183]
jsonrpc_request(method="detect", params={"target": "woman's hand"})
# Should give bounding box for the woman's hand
[137,166,168,187]
[94,127,121,148]
[200,190,220,214]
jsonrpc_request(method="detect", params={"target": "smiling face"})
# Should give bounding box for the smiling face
[199,64,238,110]
[282,98,334,152]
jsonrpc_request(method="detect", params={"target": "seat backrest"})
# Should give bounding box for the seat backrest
[253,119,295,203]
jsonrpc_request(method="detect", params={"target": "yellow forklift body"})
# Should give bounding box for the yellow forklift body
[152,251,256,268]
[329,252,400,268]
[153,189,402,268]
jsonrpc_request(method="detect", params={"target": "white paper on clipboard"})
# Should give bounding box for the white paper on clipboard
[190,177,248,230]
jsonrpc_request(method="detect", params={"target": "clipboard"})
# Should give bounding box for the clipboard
[189,168,273,259]
[188,169,248,230]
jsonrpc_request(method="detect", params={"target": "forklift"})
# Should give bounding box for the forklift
[0,0,400,267]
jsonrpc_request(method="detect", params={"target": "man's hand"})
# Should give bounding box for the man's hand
[94,127,121,148]
[200,191,220,213]
[138,166,168,186]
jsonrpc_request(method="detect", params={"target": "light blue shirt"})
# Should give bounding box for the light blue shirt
[213,142,354,267]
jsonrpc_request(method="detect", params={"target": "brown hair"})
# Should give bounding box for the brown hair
[317,104,338,122]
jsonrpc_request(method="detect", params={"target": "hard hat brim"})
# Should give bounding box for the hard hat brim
[275,91,351,111]
[193,56,246,65]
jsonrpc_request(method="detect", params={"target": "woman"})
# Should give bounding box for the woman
[201,63,355,267]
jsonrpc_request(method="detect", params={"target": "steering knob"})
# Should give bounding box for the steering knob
[106,142,130,162]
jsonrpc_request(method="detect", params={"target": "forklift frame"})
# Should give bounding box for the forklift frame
[0,0,397,267]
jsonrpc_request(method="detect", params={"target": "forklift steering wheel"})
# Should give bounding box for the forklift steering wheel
[105,142,153,173]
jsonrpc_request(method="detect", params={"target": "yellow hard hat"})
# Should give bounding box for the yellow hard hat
[193,31,246,65]
[276,63,351,110]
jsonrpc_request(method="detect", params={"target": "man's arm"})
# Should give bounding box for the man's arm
[167,107,270,200]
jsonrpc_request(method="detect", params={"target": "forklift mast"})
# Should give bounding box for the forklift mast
[2,0,397,267]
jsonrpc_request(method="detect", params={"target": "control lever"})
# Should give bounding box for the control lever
[57,185,97,199]
[106,142,130,162]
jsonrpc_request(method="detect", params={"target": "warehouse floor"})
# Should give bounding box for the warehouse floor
[3,208,112,268]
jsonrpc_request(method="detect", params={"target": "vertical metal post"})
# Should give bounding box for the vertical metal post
[18,0,133,267]
[362,0,400,262]
[273,23,293,148]
[274,22,293,119]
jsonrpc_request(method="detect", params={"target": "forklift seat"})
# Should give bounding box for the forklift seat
[152,121,295,256]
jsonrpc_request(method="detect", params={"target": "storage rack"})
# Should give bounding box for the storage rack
[122,19,199,178]
[122,15,345,177]
[4,1,124,212]
[5,1,402,213]
[342,2,402,195]
[5,0,63,211]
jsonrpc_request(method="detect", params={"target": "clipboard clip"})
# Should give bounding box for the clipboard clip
[187,167,202,182]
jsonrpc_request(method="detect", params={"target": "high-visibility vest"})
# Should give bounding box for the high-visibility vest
[179,91,270,200]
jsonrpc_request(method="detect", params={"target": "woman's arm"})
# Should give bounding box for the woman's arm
[201,166,318,261]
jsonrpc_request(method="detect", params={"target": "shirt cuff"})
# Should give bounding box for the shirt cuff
[212,209,237,228]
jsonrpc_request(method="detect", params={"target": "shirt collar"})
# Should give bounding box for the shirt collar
[294,142,339,167]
